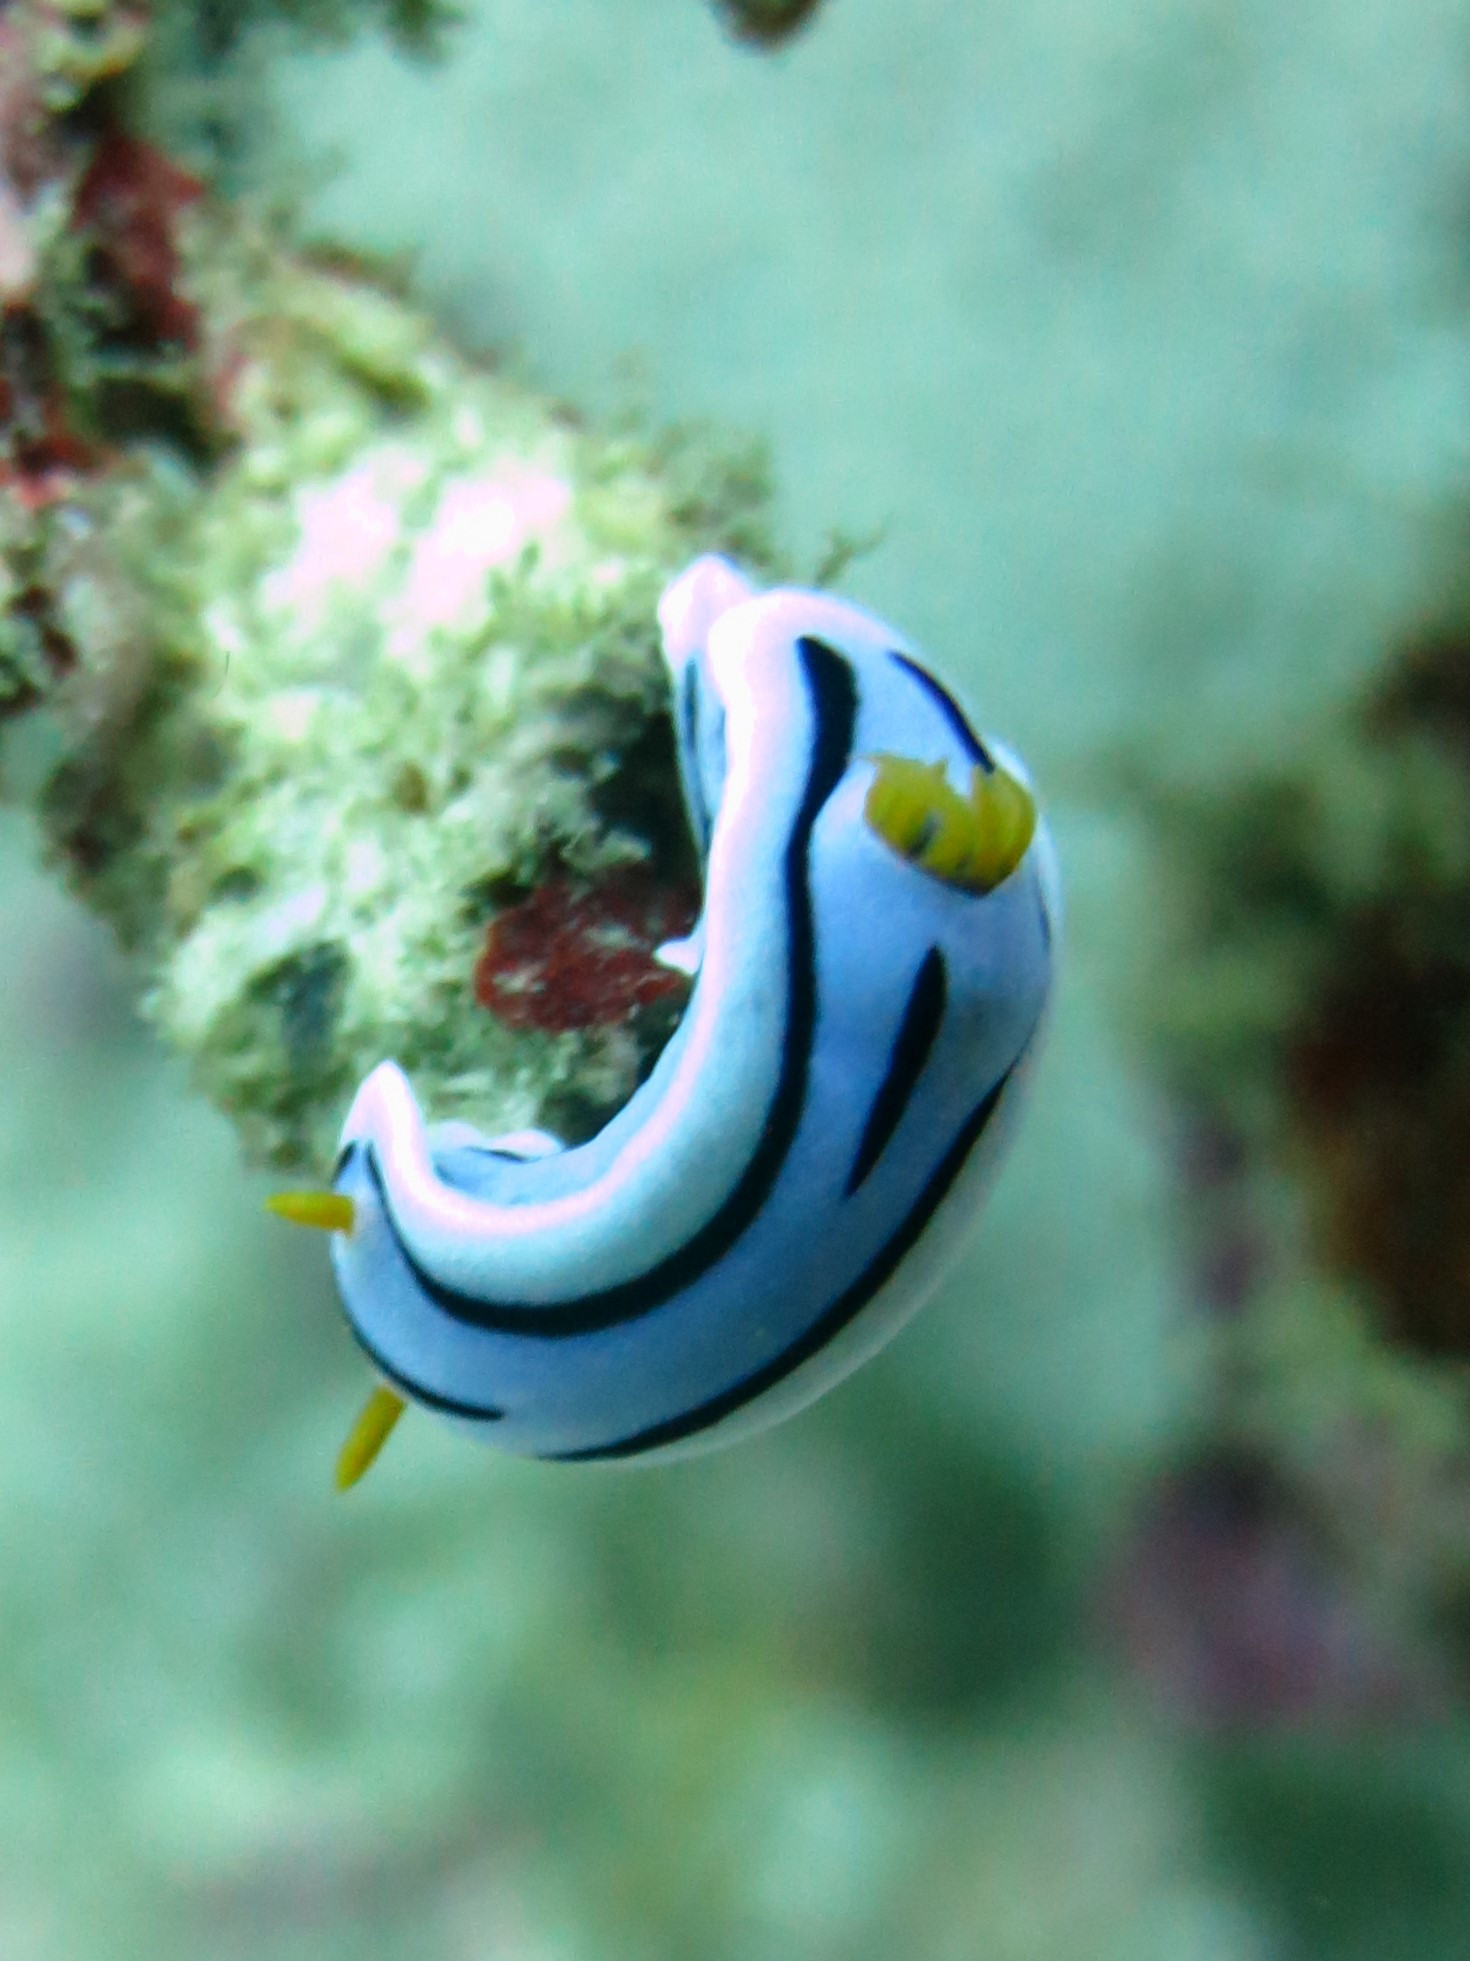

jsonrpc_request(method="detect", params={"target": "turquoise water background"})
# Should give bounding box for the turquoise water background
[7,0,1470,1951]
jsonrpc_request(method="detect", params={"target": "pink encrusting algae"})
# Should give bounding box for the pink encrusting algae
[474,873,699,1034]
[386,466,573,658]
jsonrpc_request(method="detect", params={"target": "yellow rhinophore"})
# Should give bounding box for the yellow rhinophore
[266,1191,357,1233]
[864,751,1036,895]
[335,1384,408,1491]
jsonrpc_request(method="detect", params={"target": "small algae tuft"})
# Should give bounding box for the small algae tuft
[710,0,827,49]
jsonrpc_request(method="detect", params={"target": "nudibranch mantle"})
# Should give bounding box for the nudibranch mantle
[325,557,1058,1464]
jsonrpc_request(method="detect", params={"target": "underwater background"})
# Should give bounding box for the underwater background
[6,0,1470,1953]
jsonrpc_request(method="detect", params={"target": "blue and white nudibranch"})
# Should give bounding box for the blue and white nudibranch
[271,557,1059,1484]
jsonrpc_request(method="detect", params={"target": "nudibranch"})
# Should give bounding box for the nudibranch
[272,556,1059,1483]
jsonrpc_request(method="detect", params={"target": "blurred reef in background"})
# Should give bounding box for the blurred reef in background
[7,1,1470,1957]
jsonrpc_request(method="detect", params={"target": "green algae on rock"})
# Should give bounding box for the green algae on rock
[22,1,150,112]
[34,241,775,1170]
[0,12,779,1173]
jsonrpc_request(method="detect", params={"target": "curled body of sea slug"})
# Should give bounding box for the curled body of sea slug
[274,556,1059,1481]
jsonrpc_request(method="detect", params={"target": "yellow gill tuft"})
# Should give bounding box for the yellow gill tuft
[864,752,1037,894]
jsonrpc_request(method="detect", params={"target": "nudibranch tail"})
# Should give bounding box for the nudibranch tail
[266,1191,357,1233]
[335,1384,408,1491]
[864,751,1037,894]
